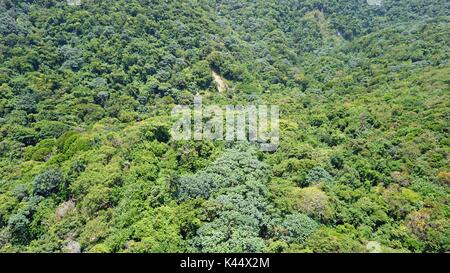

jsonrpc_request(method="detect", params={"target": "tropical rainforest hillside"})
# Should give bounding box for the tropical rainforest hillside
[0,0,449,253]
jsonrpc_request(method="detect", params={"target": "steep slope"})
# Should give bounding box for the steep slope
[0,0,448,253]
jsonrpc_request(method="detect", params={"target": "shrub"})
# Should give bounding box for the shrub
[35,121,70,139]
[32,169,64,197]
[293,187,331,220]
[304,166,334,186]
[8,213,30,244]
[31,147,52,161]
[275,213,318,244]
[303,227,365,253]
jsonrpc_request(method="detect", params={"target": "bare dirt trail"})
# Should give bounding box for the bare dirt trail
[212,71,227,93]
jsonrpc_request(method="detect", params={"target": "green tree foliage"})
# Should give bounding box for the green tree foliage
[174,148,268,201]
[0,0,448,253]
[182,147,273,252]
[32,169,64,197]
[7,213,31,245]
[273,213,319,245]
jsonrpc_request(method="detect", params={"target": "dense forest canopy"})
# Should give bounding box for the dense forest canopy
[0,0,449,252]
